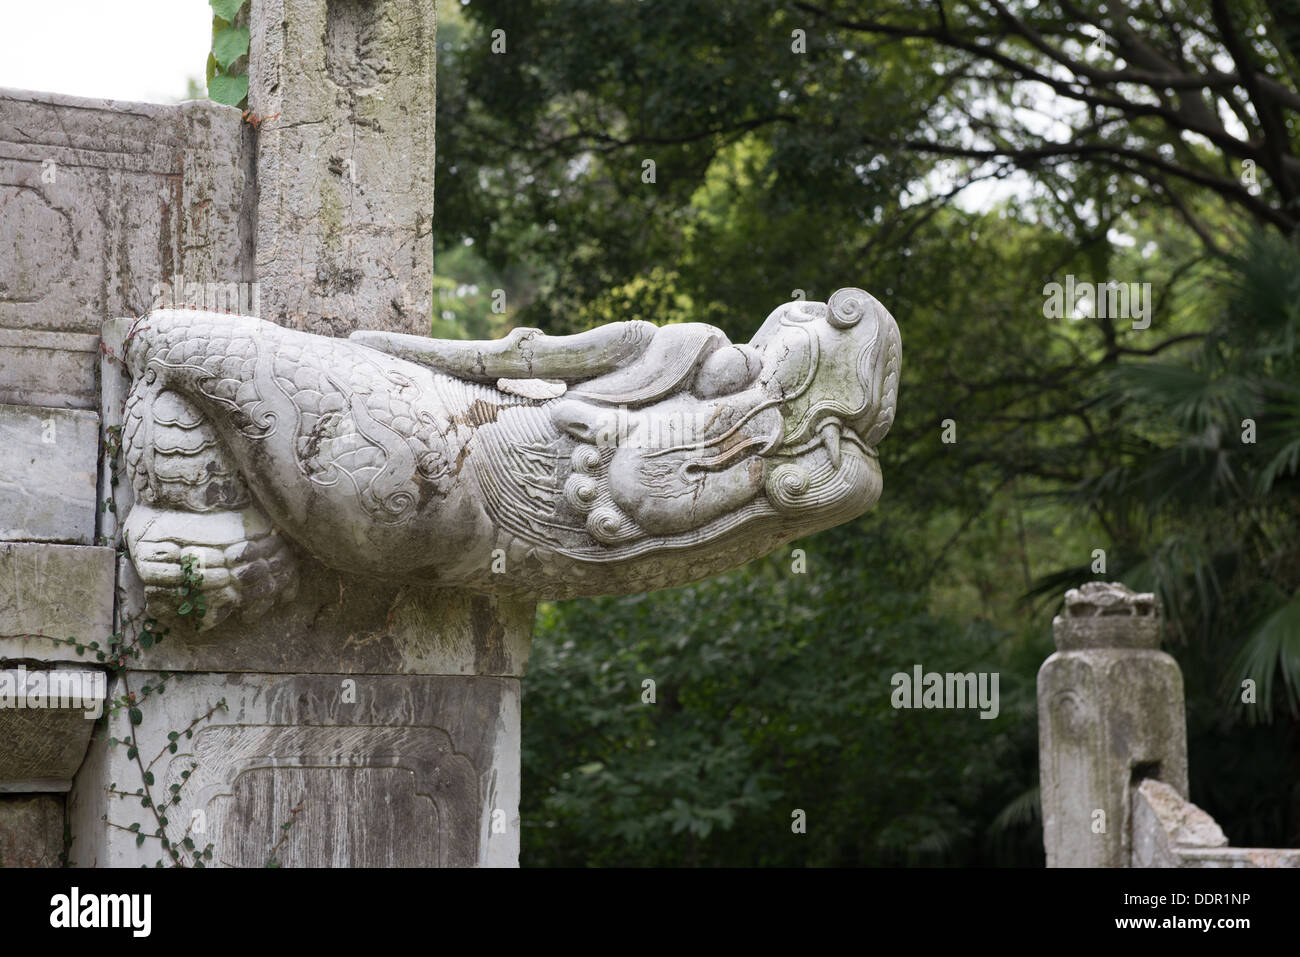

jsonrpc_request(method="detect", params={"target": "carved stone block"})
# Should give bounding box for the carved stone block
[248,0,436,335]
[67,672,520,867]
[0,404,100,543]
[104,286,901,627]
[0,90,247,409]
[0,543,116,661]
[0,667,107,791]
[1039,583,1189,868]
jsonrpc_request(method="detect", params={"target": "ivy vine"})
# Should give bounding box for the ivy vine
[207,0,250,108]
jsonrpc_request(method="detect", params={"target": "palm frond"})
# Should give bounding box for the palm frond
[990,786,1041,834]
[1229,592,1300,722]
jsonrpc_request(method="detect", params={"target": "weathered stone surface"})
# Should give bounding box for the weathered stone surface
[1052,581,1162,650]
[0,329,99,412]
[0,543,116,662]
[1044,584,1300,869]
[0,89,247,409]
[68,671,519,867]
[0,794,64,867]
[1175,846,1300,867]
[105,288,901,628]
[1131,778,1226,867]
[1131,778,1300,868]
[247,0,436,336]
[0,667,107,791]
[1039,583,1187,868]
[0,403,99,543]
[114,556,535,676]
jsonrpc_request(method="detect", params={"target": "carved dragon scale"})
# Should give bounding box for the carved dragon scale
[115,288,901,630]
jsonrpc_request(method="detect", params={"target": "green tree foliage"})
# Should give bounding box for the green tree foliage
[1086,232,1300,711]
[523,521,1044,866]
[428,0,1300,862]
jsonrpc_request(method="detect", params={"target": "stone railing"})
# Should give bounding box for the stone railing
[1038,582,1299,868]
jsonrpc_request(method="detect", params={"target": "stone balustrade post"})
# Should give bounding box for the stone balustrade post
[1038,582,1188,867]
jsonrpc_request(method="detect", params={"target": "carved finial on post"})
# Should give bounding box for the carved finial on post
[1038,582,1189,867]
[1052,581,1162,649]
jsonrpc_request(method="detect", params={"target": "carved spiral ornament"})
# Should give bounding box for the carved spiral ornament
[767,463,812,511]
[586,505,640,544]
[564,474,601,512]
[827,287,869,329]
[570,445,602,474]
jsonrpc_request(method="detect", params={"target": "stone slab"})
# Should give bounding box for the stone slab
[1131,778,1300,868]
[0,666,107,791]
[0,403,100,543]
[68,671,520,867]
[0,88,248,409]
[116,554,535,676]
[0,794,64,867]
[0,543,117,661]
[0,329,100,411]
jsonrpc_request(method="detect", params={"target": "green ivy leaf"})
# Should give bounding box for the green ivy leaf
[129,707,143,726]
[212,26,250,69]
[209,0,246,21]
[143,771,155,786]
[208,72,249,107]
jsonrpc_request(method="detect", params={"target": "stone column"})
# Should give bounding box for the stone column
[1038,582,1188,867]
[248,0,436,336]
[60,0,536,868]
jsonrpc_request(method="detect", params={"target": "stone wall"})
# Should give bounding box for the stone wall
[0,0,540,868]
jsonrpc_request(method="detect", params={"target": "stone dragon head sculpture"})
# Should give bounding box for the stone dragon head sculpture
[116,287,900,629]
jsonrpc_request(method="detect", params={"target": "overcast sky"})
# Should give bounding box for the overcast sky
[0,0,211,104]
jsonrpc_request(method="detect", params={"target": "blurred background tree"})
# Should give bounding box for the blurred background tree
[425,0,1300,864]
